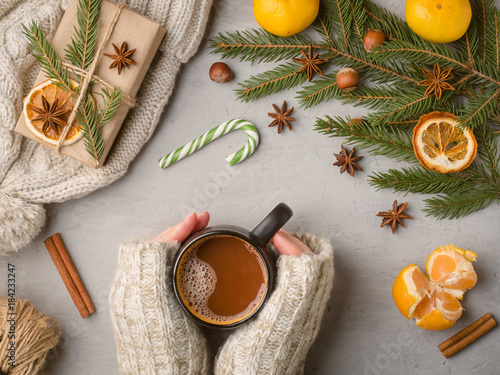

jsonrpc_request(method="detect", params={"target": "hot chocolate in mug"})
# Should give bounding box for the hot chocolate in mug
[173,203,293,329]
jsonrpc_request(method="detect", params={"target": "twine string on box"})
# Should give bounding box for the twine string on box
[61,64,136,107]
[56,2,136,157]
[0,298,60,375]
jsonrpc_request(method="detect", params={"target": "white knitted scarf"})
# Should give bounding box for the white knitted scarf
[0,0,212,254]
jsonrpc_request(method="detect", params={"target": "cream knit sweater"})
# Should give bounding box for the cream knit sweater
[109,233,334,374]
[0,0,212,254]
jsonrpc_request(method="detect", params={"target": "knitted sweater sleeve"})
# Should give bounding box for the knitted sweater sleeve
[108,240,209,375]
[214,233,335,375]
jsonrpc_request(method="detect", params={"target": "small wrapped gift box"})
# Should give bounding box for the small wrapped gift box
[15,0,166,168]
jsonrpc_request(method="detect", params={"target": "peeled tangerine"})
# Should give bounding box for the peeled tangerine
[392,245,477,330]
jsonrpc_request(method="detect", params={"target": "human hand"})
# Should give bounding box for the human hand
[150,212,210,243]
[271,229,314,257]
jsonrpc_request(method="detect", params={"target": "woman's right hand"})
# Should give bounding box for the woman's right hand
[271,229,314,257]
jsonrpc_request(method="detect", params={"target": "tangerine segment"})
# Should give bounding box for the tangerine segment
[392,264,429,319]
[414,291,463,330]
[426,244,477,292]
[412,112,477,174]
[23,79,81,146]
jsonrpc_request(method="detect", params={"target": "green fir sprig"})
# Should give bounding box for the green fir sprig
[65,0,101,70]
[23,22,73,93]
[77,88,121,161]
[210,0,500,219]
[23,0,122,164]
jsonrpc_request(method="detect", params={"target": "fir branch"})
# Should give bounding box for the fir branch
[327,45,417,83]
[77,96,104,162]
[236,63,308,101]
[371,39,468,70]
[372,39,500,87]
[369,167,476,195]
[481,0,487,63]
[65,0,101,70]
[95,87,121,129]
[475,123,500,179]
[333,0,350,51]
[297,73,340,108]
[341,86,399,110]
[496,13,499,69]
[76,88,121,163]
[459,89,500,129]
[459,22,478,68]
[384,119,419,133]
[471,0,497,64]
[423,189,500,220]
[315,11,336,46]
[350,0,366,42]
[22,22,73,93]
[465,0,482,65]
[209,29,316,64]
[315,116,417,162]
[369,95,435,125]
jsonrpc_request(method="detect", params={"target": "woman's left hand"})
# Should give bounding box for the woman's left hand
[150,211,210,243]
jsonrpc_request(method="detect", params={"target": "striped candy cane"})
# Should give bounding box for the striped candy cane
[159,119,260,169]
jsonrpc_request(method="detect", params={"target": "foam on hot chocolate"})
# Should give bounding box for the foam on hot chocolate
[177,249,222,322]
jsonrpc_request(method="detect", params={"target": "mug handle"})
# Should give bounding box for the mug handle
[251,203,293,245]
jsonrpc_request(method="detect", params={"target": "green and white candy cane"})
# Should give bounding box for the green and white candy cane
[158,119,259,169]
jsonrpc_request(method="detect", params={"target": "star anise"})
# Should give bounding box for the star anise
[333,145,363,177]
[268,100,296,134]
[104,42,136,75]
[376,200,413,235]
[417,63,455,100]
[31,95,71,135]
[293,45,329,82]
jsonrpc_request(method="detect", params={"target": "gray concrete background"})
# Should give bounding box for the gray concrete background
[1,0,500,374]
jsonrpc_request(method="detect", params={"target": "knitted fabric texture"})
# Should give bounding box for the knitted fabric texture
[0,0,213,254]
[109,240,209,374]
[109,233,334,374]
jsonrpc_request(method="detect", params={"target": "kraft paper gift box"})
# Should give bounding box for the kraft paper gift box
[15,0,166,168]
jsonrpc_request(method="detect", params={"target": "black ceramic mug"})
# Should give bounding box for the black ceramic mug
[173,203,293,329]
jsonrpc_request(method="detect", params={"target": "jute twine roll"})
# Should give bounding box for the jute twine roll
[0,297,60,375]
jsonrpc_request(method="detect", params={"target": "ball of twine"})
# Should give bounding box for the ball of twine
[0,297,60,375]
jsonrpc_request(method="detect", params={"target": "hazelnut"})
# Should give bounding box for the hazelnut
[336,68,360,92]
[363,29,386,52]
[209,62,233,83]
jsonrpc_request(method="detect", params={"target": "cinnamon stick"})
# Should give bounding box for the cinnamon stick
[44,233,95,319]
[438,313,497,358]
[51,233,95,315]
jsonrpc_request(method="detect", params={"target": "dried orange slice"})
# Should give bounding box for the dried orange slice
[23,79,82,146]
[412,111,477,174]
[393,244,477,330]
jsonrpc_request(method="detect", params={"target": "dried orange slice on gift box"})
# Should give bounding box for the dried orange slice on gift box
[23,79,82,146]
[393,244,477,330]
[412,111,477,174]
